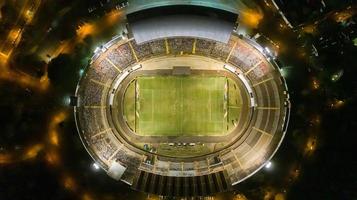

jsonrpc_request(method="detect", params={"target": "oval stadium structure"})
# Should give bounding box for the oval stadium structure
[74,2,290,197]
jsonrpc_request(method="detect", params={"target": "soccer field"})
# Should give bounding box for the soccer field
[123,75,242,137]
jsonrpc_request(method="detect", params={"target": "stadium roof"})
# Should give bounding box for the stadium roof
[129,14,234,44]
[126,0,253,15]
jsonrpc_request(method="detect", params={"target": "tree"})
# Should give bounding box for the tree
[48,54,79,94]
[11,53,46,78]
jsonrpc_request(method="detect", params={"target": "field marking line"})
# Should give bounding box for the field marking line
[224,78,228,132]
[134,79,137,132]
[180,77,183,135]
[151,90,154,124]
[226,78,230,131]
[209,81,212,121]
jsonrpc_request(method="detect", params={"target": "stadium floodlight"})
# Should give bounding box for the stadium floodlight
[63,95,71,105]
[265,161,272,169]
[280,66,292,78]
[79,69,84,76]
[92,162,100,171]
[94,46,101,54]
[94,45,108,54]
[236,27,247,36]
[264,47,273,57]
[265,47,271,54]
[264,47,277,59]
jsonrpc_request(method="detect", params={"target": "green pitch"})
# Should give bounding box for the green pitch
[123,75,241,136]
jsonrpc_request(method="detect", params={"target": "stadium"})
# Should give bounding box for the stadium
[74,1,290,197]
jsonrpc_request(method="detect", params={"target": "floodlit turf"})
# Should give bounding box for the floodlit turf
[133,75,230,136]
[227,79,243,130]
[157,143,212,157]
[123,80,136,130]
[123,75,242,137]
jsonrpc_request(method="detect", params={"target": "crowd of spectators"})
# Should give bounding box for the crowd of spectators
[168,38,194,55]
[80,81,104,106]
[76,35,284,183]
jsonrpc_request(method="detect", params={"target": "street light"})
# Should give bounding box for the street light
[331,69,343,82]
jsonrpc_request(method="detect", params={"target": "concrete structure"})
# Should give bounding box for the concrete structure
[74,33,290,196]
[74,2,290,196]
